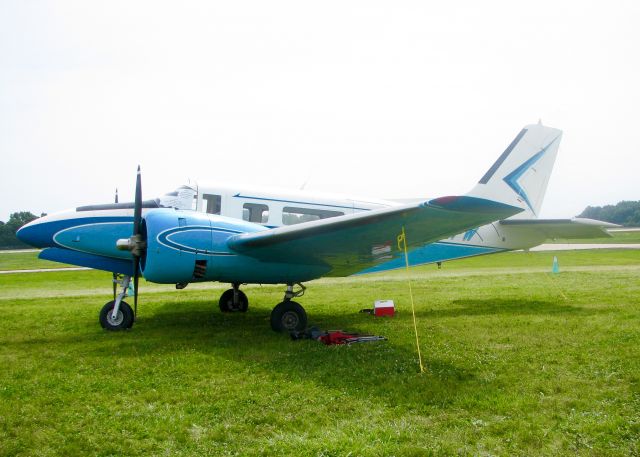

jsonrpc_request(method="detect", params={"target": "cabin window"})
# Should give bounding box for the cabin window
[282,206,344,225]
[243,203,269,224]
[203,194,221,215]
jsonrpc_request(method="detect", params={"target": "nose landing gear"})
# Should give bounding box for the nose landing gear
[100,275,135,331]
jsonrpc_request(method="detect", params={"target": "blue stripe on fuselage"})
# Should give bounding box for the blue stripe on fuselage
[39,247,134,275]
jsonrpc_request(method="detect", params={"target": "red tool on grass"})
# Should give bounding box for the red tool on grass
[290,327,386,345]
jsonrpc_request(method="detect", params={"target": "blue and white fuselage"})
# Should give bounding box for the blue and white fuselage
[16,180,510,280]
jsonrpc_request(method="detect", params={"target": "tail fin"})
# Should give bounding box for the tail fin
[468,122,563,218]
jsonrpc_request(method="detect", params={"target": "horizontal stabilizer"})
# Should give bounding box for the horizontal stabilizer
[499,218,618,239]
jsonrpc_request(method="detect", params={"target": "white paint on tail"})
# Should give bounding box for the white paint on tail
[468,123,563,218]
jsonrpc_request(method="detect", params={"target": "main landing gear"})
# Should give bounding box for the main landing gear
[216,282,308,333]
[100,274,135,331]
[270,283,307,333]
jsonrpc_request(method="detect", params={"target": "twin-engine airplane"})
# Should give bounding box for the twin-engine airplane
[17,123,615,332]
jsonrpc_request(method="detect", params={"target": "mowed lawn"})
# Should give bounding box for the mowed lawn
[0,250,639,456]
[0,250,74,271]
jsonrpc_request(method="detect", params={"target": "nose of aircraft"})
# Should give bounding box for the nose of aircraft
[16,211,72,248]
[16,216,50,248]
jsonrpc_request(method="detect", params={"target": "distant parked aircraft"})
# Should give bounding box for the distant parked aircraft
[17,123,615,332]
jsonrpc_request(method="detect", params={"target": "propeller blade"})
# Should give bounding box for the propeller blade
[112,188,119,300]
[133,166,142,236]
[133,256,140,318]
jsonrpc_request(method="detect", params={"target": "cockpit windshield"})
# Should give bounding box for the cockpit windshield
[157,185,197,210]
[75,184,197,212]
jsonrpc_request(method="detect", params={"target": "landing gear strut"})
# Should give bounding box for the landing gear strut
[100,275,135,331]
[270,283,307,333]
[219,283,248,312]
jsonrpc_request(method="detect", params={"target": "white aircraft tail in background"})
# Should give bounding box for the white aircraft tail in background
[468,122,562,218]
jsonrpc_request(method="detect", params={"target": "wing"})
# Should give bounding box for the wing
[228,195,522,276]
[499,217,618,239]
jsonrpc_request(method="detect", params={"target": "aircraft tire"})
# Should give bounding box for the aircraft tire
[219,289,249,312]
[99,300,134,331]
[270,301,307,333]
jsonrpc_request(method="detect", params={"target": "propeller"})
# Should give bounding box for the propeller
[112,187,119,300]
[116,166,146,318]
[132,167,142,317]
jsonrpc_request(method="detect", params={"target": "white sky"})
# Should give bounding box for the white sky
[1,0,639,221]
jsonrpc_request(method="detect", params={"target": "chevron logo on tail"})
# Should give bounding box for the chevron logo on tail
[502,136,560,215]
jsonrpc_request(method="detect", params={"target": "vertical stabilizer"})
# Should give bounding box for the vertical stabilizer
[468,123,563,218]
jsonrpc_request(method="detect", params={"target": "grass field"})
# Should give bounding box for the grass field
[1,249,639,456]
[0,251,73,271]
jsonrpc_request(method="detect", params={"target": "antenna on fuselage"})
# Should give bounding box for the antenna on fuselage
[299,171,313,190]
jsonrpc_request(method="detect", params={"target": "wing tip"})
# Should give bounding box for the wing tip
[428,195,523,217]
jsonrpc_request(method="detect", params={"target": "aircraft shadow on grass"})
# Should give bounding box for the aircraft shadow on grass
[124,303,480,408]
[9,296,610,411]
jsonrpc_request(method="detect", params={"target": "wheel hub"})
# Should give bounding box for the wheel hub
[281,311,299,330]
[106,310,124,326]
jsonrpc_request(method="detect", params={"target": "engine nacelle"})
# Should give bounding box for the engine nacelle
[141,208,326,285]
[141,209,252,284]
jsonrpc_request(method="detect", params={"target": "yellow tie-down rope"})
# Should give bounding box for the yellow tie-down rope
[397,226,425,374]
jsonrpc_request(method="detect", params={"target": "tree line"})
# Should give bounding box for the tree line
[578,200,640,227]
